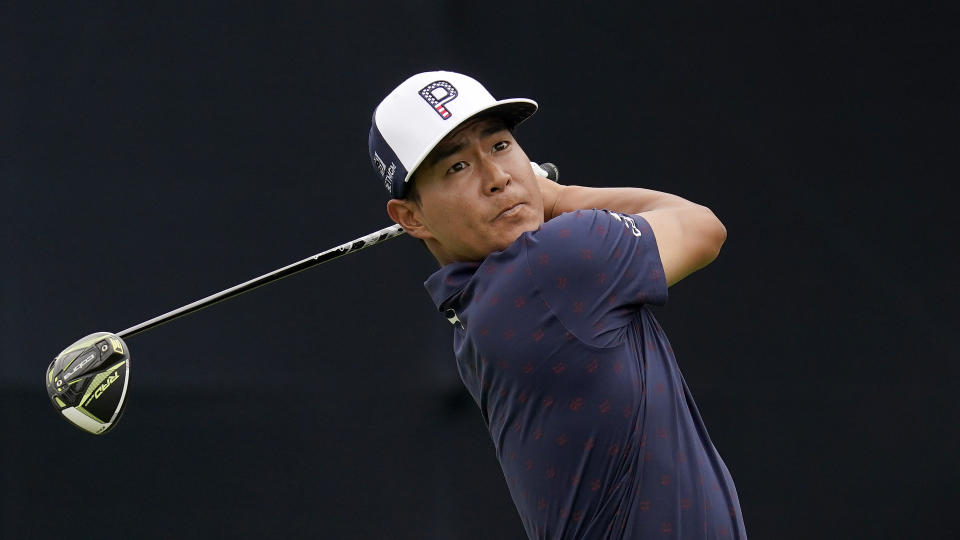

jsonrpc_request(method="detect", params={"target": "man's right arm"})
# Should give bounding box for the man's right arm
[539,179,727,287]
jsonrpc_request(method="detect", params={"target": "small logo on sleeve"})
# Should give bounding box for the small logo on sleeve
[607,211,642,237]
[419,81,459,119]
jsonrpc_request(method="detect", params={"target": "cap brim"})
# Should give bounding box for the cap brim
[401,98,538,189]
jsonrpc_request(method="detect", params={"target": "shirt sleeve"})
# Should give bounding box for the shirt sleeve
[524,209,668,347]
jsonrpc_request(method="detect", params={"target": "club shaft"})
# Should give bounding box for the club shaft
[117,224,406,339]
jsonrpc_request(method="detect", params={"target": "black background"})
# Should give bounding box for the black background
[3,2,957,538]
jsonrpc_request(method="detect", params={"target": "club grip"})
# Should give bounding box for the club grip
[539,162,559,183]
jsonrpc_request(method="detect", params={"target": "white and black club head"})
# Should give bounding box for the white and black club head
[45,332,131,435]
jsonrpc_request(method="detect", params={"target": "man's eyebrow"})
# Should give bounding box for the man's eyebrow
[480,122,509,138]
[427,141,465,168]
[426,122,510,168]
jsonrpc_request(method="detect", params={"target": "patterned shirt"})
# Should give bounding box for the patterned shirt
[425,209,746,539]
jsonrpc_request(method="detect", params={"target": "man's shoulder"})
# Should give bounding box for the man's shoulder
[533,209,600,241]
[544,208,606,228]
[521,208,657,283]
[526,208,626,253]
[538,208,639,235]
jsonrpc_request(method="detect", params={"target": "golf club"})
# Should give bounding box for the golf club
[45,162,559,434]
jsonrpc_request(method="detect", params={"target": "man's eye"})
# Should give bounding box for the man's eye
[493,140,510,152]
[447,161,467,174]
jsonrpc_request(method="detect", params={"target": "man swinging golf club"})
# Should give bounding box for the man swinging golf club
[371,71,746,539]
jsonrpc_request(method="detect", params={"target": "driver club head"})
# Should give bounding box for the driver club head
[45,332,131,435]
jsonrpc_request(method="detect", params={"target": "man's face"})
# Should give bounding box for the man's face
[399,117,545,264]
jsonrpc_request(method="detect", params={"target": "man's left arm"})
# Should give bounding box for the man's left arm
[538,178,727,287]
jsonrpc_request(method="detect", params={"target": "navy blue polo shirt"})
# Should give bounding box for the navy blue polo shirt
[425,209,746,539]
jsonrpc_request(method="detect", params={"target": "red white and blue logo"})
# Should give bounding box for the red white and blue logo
[419,80,459,119]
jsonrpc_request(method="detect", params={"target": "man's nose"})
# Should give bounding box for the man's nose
[480,157,511,194]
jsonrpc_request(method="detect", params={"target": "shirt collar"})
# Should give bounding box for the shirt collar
[424,261,480,311]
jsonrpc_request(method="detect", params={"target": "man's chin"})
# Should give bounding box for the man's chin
[493,217,542,251]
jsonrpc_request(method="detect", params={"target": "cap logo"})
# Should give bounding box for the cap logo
[372,152,386,177]
[372,151,398,191]
[419,80,459,119]
[384,161,397,188]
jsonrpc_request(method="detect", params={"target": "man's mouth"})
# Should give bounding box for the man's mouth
[495,202,525,220]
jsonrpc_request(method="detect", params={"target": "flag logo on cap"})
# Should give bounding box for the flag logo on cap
[419,81,459,119]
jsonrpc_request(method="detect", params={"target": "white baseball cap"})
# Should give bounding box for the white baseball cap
[368,71,538,199]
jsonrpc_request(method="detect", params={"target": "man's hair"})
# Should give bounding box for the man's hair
[404,174,422,206]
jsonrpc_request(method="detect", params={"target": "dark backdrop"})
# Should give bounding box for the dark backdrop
[3,2,957,538]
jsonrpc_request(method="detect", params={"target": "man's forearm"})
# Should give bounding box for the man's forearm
[540,178,698,221]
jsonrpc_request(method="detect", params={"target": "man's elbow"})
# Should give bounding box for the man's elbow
[697,205,727,265]
[653,203,727,287]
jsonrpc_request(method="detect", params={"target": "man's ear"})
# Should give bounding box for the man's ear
[386,199,434,241]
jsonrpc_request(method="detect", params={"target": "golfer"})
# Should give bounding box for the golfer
[370,71,745,539]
